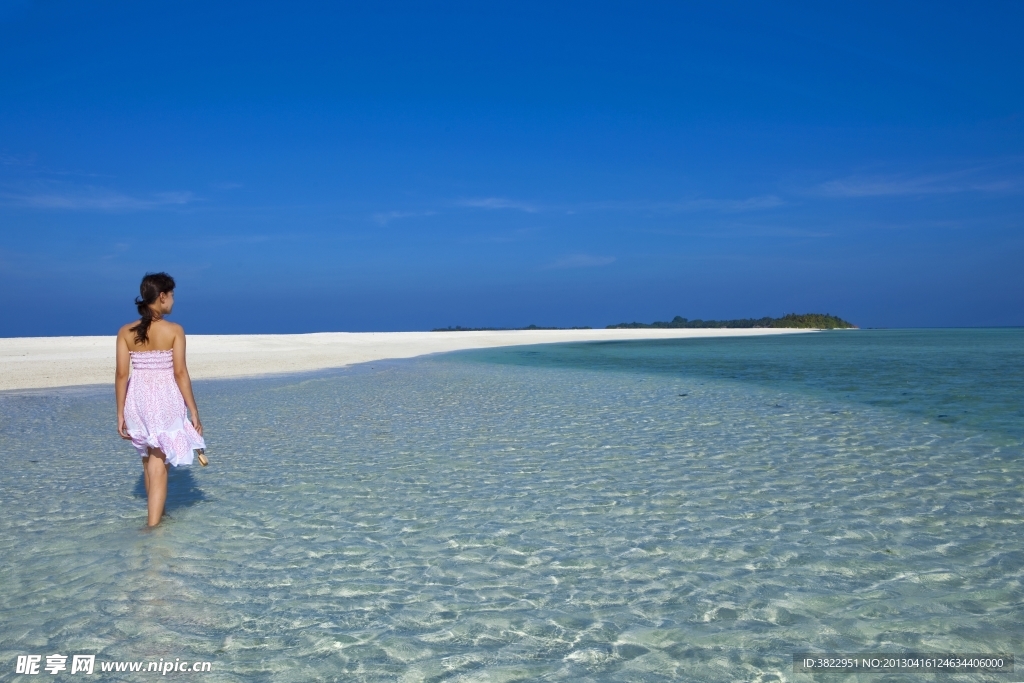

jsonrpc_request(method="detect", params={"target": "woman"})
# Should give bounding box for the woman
[115,272,206,527]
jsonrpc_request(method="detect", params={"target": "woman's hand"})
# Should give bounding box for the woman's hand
[118,414,131,440]
[191,412,203,437]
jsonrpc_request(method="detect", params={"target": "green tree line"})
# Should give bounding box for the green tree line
[606,313,855,329]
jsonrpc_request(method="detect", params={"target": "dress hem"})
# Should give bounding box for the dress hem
[130,429,206,467]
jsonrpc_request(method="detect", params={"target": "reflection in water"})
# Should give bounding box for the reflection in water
[131,466,208,514]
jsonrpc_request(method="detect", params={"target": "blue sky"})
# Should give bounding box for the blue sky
[1,1,1022,334]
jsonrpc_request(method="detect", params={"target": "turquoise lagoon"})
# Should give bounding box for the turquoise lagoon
[0,329,1021,681]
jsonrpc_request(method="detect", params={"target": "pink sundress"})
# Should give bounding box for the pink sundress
[124,349,205,466]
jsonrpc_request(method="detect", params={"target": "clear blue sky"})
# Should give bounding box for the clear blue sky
[1,1,1022,334]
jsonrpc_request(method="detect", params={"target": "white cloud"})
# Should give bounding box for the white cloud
[1,185,196,211]
[371,210,436,225]
[455,197,542,212]
[816,168,1024,198]
[657,195,785,212]
[818,175,950,197]
[456,195,783,215]
[545,254,616,269]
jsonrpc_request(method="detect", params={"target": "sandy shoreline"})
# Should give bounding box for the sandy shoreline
[0,328,814,391]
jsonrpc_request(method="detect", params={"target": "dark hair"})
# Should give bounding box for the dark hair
[129,272,176,345]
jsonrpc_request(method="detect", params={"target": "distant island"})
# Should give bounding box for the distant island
[433,313,855,332]
[607,313,856,329]
[432,324,594,331]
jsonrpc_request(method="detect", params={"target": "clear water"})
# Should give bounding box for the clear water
[0,329,1021,682]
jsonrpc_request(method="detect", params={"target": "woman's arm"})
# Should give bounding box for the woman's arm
[115,332,132,439]
[171,324,203,436]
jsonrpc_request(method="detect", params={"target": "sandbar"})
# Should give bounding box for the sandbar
[0,328,815,392]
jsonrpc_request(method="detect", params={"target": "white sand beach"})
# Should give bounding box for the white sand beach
[0,328,813,391]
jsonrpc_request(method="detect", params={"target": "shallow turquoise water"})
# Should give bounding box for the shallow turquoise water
[0,329,1021,681]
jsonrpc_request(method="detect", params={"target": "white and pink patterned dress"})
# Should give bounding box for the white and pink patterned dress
[124,349,205,467]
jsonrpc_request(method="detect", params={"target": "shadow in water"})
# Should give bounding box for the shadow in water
[132,466,208,513]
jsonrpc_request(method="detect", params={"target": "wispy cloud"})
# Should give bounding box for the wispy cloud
[195,233,278,247]
[1,184,197,211]
[0,152,37,167]
[545,253,616,269]
[371,210,436,225]
[455,195,783,215]
[0,153,113,179]
[455,197,543,212]
[99,242,131,260]
[816,168,1024,198]
[210,181,244,190]
[616,195,785,213]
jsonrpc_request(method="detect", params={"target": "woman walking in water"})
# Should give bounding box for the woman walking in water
[115,273,206,527]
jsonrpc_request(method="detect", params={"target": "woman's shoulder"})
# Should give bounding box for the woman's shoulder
[117,321,141,337]
[150,319,185,342]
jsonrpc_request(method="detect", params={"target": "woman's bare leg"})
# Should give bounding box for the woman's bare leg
[145,449,170,527]
[142,456,151,496]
